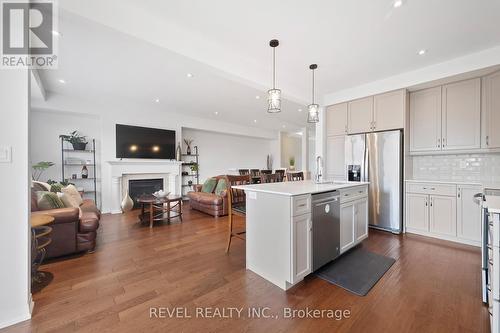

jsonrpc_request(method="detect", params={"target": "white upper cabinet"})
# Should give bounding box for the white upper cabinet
[373,89,406,131]
[326,103,348,136]
[482,70,500,149]
[441,78,481,150]
[409,87,442,152]
[348,96,373,134]
[326,135,346,180]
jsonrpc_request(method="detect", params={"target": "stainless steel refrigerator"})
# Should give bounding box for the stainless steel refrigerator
[345,130,403,233]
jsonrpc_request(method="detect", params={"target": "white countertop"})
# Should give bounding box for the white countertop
[405,179,483,186]
[485,195,500,214]
[405,179,500,190]
[232,180,369,196]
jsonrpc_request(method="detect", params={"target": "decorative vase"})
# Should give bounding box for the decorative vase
[121,190,134,212]
[81,165,88,179]
[186,145,191,155]
[72,142,87,150]
[176,142,182,161]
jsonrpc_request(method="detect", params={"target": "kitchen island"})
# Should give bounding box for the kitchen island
[232,180,369,290]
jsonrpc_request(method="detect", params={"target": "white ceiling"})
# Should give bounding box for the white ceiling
[38,0,500,131]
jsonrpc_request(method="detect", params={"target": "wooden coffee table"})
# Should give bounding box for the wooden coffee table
[137,194,183,228]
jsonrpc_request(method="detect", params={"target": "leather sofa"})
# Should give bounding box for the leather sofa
[31,187,100,259]
[187,175,228,217]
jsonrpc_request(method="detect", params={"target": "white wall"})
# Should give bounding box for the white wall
[30,110,101,205]
[0,70,31,329]
[32,94,280,213]
[280,132,302,170]
[182,128,278,182]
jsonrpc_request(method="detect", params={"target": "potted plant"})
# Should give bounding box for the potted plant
[32,161,54,180]
[190,163,199,175]
[59,131,88,150]
[289,156,295,171]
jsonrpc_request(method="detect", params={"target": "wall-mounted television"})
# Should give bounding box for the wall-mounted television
[115,124,176,159]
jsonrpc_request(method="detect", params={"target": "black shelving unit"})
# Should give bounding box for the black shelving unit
[61,138,98,204]
[181,146,199,200]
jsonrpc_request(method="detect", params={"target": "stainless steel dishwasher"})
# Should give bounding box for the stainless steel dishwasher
[312,191,340,271]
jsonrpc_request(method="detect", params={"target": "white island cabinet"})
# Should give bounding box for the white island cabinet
[232,180,369,290]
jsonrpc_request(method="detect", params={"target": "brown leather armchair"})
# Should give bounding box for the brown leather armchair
[31,189,100,259]
[187,175,229,217]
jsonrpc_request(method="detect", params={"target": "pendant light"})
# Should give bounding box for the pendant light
[267,39,281,113]
[307,64,319,123]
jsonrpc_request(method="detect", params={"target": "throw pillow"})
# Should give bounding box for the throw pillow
[201,178,217,193]
[214,178,227,196]
[57,192,80,208]
[32,180,51,191]
[37,191,65,210]
[50,182,64,193]
[61,184,83,206]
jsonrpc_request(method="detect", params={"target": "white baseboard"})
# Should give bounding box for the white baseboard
[0,311,31,330]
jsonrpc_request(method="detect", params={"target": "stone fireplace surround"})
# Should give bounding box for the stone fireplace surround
[108,160,182,214]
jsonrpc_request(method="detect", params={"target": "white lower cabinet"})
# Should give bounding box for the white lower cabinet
[457,185,482,243]
[355,198,368,242]
[405,181,481,246]
[290,213,312,283]
[340,193,368,253]
[405,193,429,233]
[429,195,457,237]
[340,203,355,252]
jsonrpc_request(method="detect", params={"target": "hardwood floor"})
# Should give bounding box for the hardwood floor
[3,204,490,333]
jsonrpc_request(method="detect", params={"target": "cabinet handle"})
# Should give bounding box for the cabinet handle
[458,189,461,198]
[486,135,489,146]
[425,201,428,207]
[437,138,441,148]
[442,138,446,147]
[430,199,433,207]
[373,121,376,130]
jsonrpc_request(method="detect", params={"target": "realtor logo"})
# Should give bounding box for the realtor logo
[1,0,58,68]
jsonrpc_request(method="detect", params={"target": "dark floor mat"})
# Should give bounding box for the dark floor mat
[314,247,395,296]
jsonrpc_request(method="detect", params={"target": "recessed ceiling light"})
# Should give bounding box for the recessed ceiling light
[154,98,160,103]
[418,49,427,56]
[298,108,303,112]
[186,73,193,78]
[58,79,66,84]
[255,95,261,100]
[282,125,286,128]
[52,30,61,37]
[393,0,403,8]
[253,119,257,123]
[214,111,219,115]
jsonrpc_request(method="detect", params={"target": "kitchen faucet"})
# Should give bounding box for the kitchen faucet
[315,156,323,183]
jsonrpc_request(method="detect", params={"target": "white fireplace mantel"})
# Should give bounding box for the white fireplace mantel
[107,160,182,214]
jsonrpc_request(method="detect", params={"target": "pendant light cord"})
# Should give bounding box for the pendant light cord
[312,68,315,104]
[272,47,276,89]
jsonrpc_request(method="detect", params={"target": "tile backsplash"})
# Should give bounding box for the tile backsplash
[412,153,500,183]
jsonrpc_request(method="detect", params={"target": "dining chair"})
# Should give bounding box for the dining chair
[260,173,280,183]
[287,171,304,181]
[260,169,272,175]
[274,169,286,182]
[250,169,261,184]
[238,169,250,175]
[225,175,251,253]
